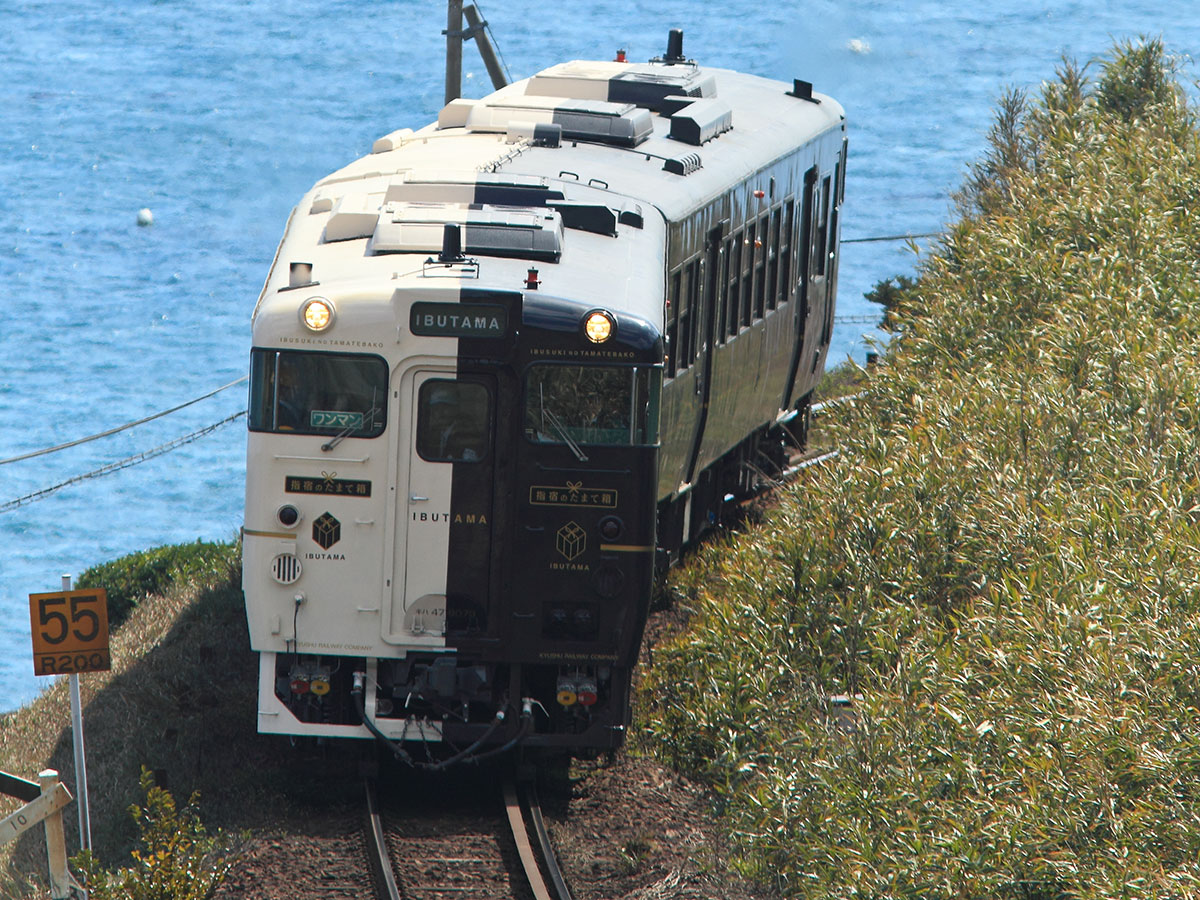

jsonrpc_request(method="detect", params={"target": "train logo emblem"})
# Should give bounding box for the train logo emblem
[313,512,341,549]
[555,521,586,561]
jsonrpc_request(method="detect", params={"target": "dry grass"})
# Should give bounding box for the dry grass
[0,547,268,897]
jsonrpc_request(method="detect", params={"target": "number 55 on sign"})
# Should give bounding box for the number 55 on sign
[29,590,111,676]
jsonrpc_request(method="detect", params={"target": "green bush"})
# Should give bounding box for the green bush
[76,541,239,627]
[73,769,239,900]
[640,38,1200,897]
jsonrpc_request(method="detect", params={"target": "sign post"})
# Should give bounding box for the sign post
[28,577,109,855]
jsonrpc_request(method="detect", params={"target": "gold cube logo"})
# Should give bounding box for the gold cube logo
[556,521,586,561]
[313,512,341,549]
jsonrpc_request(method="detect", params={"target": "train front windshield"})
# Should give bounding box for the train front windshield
[524,364,660,446]
[248,349,388,437]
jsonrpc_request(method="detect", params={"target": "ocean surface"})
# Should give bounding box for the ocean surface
[2,0,1197,710]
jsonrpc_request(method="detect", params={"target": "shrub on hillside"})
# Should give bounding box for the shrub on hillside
[74,768,239,900]
[76,540,239,627]
[641,38,1200,898]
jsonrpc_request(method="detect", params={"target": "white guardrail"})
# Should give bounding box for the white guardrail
[0,769,83,899]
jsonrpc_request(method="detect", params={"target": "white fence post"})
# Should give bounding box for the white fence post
[38,769,75,900]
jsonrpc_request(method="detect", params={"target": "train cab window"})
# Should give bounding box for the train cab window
[525,365,661,447]
[416,380,491,463]
[249,349,387,438]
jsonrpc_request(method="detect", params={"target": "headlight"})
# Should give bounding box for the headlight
[583,309,615,343]
[300,297,335,332]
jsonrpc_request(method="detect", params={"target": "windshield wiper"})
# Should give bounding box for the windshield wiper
[542,407,588,462]
[322,406,381,452]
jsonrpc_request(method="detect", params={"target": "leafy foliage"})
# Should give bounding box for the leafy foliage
[73,769,239,900]
[640,39,1200,897]
[76,540,239,626]
[863,274,920,331]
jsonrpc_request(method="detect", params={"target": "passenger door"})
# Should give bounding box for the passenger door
[387,369,495,643]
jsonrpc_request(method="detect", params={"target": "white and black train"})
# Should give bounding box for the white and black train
[243,31,845,758]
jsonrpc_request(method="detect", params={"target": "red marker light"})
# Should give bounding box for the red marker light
[753,189,766,199]
[615,49,627,62]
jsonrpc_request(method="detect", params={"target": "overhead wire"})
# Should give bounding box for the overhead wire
[842,231,943,244]
[1,411,246,514]
[0,375,247,466]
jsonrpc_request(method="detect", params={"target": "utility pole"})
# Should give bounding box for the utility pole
[444,0,463,105]
[443,1,508,104]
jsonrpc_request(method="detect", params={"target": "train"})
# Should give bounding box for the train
[242,29,845,761]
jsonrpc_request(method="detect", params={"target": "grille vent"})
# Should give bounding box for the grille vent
[272,553,302,585]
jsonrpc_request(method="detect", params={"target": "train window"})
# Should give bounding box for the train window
[740,223,754,327]
[779,200,794,306]
[686,258,701,364]
[666,268,681,378]
[416,380,491,463]
[248,349,387,438]
[726,232,742,338]
[754,212,768,320]
[716,240,730,345]
[525,365,660,447]
[677,265,692,374]
[813,175,831,278]
[766,207,781,311]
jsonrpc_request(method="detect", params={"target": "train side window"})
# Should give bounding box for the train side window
[686,258,701,364]
[753,212,769,320]
[813,175,831,278]
[677,264,692,374]
[249,348,388,438]
[666,268,681,378]
[716,239,730,345]
[416,380,491,463]
[525,364,660,446]
[727,231,742,338]
[740,222,755,327]
[779,200,794,306]
[767,207,781,311]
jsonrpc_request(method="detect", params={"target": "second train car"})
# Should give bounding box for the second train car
[242,30,846,757]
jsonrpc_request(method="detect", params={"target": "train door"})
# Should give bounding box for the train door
[388,369,495,643]
[782,166,818,409]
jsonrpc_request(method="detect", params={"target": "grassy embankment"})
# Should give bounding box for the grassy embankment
[639,39,1200,897]
[0,541,257,897]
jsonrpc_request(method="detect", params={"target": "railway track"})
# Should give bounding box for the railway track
[364,769,573,900]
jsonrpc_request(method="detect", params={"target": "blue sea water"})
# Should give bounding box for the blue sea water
[1,0,1196,710]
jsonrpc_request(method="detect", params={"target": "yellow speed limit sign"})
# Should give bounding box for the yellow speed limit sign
[29,589,111,676]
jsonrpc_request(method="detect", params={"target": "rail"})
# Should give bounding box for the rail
[363,770,574,900]
[504,776,574,900]
[364,779,402,900]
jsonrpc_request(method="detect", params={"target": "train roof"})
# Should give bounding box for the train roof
[253,52,845,334]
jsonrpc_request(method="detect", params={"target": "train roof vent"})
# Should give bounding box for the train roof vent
[526,60,716,112]
[466,96,652,147]
[662,153,702,177]
[385,171,566,207]
[668,98,733,146]
[545,199,617,236]
[371,202,563,262]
